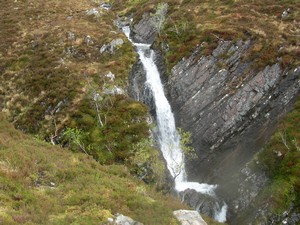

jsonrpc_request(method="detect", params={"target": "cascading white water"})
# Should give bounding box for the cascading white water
[123,26,227,222]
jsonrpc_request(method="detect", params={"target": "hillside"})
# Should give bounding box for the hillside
[0,0,147,165]
[120,0,299,70]
[0,113,186,224]
[0,0,299,224]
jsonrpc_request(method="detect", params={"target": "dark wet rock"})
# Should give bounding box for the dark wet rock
[179,189,226,220]
[153,49,168,81]
[131,13,157,44]
[143,49,151,58]
[128,58,156,118]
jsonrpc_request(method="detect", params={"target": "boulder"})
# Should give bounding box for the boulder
[108,214,143,225]
[173,210,207,225]
[100,38,124,54]
[86,8,100,17]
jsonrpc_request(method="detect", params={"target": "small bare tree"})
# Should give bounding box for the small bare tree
[85,76,104,127]
[279,130,290,151]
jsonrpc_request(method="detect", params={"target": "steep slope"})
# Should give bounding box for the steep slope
[0,113,186,224]
[0,0,150,165]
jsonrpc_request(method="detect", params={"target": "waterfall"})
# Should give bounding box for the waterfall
[123,26,227,223]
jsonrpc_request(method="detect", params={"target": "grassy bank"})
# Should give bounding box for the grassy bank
[0,113,186,224]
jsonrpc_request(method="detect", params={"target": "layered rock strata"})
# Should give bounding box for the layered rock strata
[167,40,300,182]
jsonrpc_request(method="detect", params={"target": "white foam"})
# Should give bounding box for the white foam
[175,182,217,196]
[214,203,228,222]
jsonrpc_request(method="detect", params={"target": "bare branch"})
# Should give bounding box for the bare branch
[279,131,290,151]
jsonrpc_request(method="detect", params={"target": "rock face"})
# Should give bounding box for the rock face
[167,40,300,182]
[130,13,158,44]
[128,54,156,118]
[165,40,300,222]
[228,164,269,215]
[173,210,207,225]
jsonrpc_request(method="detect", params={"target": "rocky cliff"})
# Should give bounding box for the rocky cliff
[128,6,300,222]
[167,40,300,181]
[166,40,300,222]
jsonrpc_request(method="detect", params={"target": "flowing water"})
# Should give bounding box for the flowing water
[123,26,227,222]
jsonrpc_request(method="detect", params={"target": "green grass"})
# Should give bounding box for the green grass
[0,113,185,224]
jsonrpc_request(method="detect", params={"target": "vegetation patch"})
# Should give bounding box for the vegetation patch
[0,0,152,170]
[0,114,185,224]
[257,97,300,215]
[117,0,299,72]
